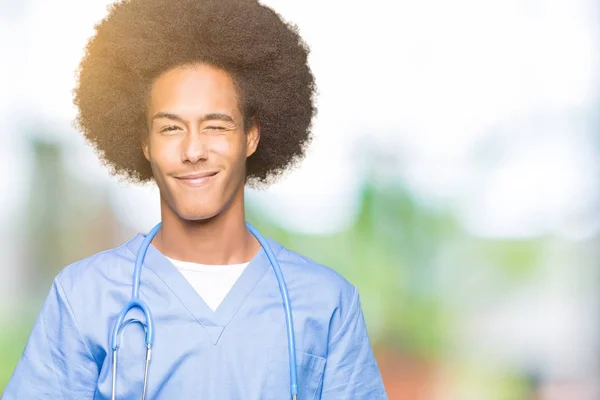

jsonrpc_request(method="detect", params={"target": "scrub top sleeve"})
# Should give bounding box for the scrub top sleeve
[2,279,99,400]
[320,288,388,399]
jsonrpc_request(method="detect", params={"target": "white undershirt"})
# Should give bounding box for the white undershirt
[166,257,250,312]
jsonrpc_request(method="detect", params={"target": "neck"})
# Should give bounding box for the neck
[153,186,260,265]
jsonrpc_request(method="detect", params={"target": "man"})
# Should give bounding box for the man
[2,0,387,398]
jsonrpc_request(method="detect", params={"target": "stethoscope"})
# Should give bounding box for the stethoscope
[109,221,299,400]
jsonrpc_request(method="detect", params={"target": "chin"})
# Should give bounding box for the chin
[176,209,218,222]
[163,185,231,222]
[175,203,222,221]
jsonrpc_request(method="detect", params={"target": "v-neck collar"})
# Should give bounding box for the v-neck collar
[125,230,284,345]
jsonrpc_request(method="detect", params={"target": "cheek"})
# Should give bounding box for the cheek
[213,135,246,163]
[149,138,179,168]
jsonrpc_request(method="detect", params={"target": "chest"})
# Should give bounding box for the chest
[90,275,330,399]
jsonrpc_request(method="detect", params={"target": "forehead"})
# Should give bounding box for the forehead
[148,63,240,117]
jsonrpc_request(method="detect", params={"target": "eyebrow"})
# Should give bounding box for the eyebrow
[151,112,235,124]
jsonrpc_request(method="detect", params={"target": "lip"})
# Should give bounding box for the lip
[174,171,219,187]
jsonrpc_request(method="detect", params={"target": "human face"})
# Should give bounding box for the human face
[143,63,259,221]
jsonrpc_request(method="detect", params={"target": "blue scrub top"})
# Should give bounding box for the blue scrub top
[2,232,388,399]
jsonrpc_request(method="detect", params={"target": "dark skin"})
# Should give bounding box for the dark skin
[142,63,261,265]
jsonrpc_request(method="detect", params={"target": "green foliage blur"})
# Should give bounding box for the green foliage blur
[0,140,550,397]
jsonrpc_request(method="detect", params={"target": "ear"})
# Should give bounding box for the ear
[142,135,151,162]
[245,120,260,158]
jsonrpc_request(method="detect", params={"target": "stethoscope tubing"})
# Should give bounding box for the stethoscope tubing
[109,222,299,399]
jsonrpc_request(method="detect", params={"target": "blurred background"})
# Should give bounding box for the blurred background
[1,0,600,398]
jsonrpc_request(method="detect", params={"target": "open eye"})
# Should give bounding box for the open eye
[160,125,181,133]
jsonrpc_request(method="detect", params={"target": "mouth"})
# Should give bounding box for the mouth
[174,171,219,187]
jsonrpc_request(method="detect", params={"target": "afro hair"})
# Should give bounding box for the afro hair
[73,0,316,187]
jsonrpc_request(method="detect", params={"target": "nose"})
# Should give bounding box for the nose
[182,130,208,164]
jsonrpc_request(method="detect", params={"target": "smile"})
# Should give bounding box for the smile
[175,171,219,187]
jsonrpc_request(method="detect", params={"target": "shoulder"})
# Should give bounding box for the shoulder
[274,241,358,310]
[54,235,139,294]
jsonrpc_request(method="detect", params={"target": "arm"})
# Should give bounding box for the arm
[2,279,99,400]
[320,288,388,399]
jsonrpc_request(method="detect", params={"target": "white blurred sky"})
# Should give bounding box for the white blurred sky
[0,0,599,238]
